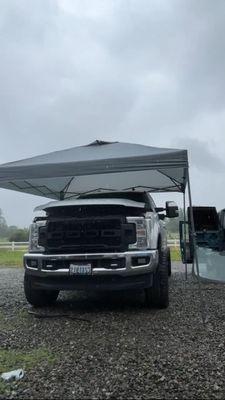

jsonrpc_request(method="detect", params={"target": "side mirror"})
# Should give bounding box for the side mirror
[158,214,166,220]
[166,201,179,218]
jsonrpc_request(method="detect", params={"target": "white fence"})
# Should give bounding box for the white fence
[0,239,180,251]
[0,241,29,251]
[167,239,180,247]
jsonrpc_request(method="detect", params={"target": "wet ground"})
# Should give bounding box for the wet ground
[1,263,225,399]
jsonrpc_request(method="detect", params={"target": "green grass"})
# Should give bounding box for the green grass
[170,246,181,261]
[0,249,25,267]
[0,348,56,374]
[0,348,56,394]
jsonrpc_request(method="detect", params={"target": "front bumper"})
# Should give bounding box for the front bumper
[24,250,158,291]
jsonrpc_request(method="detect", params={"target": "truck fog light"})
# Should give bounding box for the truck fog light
[132,256,150,266]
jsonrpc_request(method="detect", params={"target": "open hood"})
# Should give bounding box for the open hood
[0,140,188,200]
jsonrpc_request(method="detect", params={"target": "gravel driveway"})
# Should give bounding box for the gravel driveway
[1,263,225,399]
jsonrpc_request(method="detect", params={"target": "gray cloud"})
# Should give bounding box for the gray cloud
[0,0,225,225]
[175,137,225,172]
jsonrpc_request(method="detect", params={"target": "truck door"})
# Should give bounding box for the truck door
[180,206,225,282]
[179,206,221,264]
[189,206,221,250]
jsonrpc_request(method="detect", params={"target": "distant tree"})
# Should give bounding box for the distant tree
[7,225,19,238]
[0,209,29,241]
[0,208,8,238]
[9,228,29,242]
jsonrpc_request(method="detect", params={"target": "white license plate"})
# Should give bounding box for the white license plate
[69,263,92,275]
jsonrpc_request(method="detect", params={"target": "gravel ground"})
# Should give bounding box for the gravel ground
[1,263,225,399]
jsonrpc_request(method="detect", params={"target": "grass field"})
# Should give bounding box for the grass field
[170,247,181,261]
[0,247,181,267]
[0,249,25,267]
[0,348,56,394]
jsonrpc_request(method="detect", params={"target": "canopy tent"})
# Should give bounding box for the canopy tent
[0,140,188,200]
[0,140,207,322]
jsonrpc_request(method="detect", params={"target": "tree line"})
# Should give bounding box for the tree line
[0,208,29,242]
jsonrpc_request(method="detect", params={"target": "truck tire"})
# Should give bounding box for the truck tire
[145,248,169,309]
[167,247,171,277]
[24,274,59,307]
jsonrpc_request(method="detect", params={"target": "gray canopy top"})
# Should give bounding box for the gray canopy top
[0,140,188,200]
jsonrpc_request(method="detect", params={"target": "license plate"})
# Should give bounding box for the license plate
[69,263,92,275]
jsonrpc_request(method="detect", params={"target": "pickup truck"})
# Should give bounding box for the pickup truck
[24,191,178,308]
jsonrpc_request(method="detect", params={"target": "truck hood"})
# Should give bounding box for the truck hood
[34,198,146,211]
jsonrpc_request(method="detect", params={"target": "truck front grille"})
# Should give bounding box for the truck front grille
[39,217,136,253]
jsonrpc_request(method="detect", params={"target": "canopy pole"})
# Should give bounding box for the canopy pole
[183,191,187,280]
[187,169,207,324]
[60,191,65,200]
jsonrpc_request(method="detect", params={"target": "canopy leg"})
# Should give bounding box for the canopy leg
[60,191,65,200]
[187,170,207,325]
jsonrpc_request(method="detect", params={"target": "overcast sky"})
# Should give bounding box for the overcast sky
[0,0,225,226]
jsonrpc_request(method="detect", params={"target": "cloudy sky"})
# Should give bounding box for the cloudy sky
[0,0,225,226]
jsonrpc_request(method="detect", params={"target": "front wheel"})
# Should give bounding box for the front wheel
[24,274,59,307]
[145,248,169,308]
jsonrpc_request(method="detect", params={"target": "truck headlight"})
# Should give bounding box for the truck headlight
[127,217,148,250]
[29,221,46,253]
